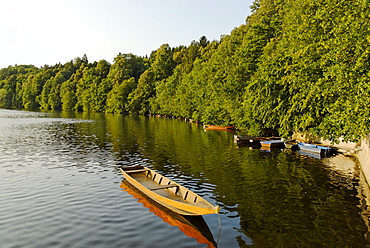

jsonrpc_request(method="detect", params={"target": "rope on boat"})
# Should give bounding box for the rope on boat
[216,213,222,246]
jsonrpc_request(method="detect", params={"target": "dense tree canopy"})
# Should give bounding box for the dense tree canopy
[0,0,369,142]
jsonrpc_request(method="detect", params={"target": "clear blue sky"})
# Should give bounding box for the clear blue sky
[0,0,253,68]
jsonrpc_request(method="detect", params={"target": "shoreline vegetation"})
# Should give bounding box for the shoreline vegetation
[0,0,369,144]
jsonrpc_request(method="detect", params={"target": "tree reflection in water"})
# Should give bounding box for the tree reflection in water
[58,112,370,247]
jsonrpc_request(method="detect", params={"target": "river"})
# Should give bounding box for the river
[0,109,369,248]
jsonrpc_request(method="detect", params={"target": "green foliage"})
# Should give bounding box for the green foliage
[127,70,156,114]
[0,88,8,108]
[1,0,370,141]
[106,77,136,113]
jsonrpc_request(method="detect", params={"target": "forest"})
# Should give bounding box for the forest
[0,0,369,142]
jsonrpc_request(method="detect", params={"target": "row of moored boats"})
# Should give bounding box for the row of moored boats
[234,135,335,157]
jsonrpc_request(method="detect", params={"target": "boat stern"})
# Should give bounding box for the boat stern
[214,205,220,214]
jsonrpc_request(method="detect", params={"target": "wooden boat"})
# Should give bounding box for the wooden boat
[234,135,280,145]
[284,139,299,149]
[234,135,257,144]
[204,124,235,130]
[297,143,334,157]
[120,181,217,247]
[120,166,220,216]
[260,139,285,148]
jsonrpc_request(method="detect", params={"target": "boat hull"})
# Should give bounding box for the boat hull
[297,143,334,157]
[234,135,282,148]
[260,140,285,148]
[204,124,234,130]
[120,181,217,247]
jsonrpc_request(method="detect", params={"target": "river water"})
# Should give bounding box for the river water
[0,109,369,248]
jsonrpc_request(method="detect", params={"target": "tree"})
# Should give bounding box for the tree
[0,88,8,108]
[106,77,136,113]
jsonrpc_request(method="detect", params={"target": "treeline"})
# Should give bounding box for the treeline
[1,0,369,142]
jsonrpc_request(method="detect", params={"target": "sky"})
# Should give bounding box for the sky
[0,0,253,68]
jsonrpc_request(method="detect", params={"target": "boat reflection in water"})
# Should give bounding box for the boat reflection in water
[120,181,217,248]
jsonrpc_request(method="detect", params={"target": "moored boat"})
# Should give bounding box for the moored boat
[120,166,220,216]
[234,135,281,145]
[260,139,285,148]
[233,135,261,145]
[297,143,334,157]
[233,135,254,143]
[204,124,235,130]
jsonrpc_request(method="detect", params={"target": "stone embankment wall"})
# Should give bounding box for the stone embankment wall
[358,137,370,189]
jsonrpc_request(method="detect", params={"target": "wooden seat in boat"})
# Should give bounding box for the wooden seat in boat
[150,184,179,190]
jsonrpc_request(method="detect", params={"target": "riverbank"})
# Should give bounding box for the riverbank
[293,132,369,182]
[293,132,370,205]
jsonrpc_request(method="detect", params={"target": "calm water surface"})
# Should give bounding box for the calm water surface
[0,109,369,248]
